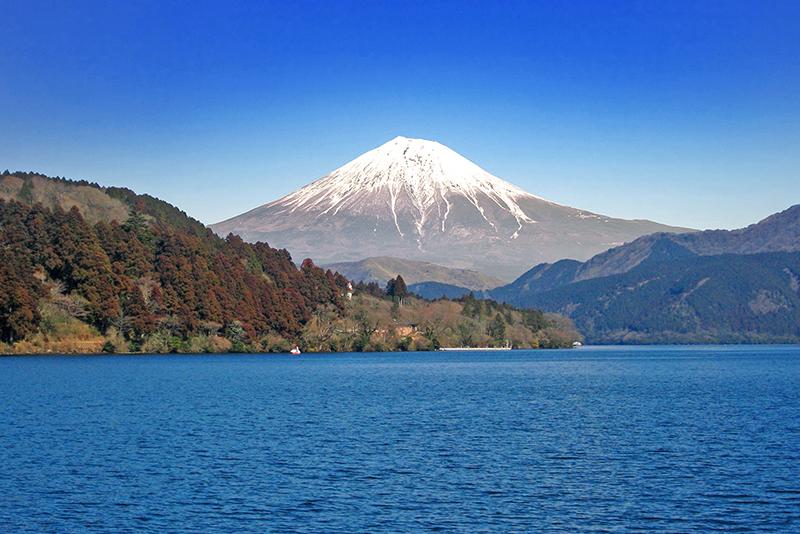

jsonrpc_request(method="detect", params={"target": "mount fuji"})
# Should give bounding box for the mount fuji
[211,137,690,279]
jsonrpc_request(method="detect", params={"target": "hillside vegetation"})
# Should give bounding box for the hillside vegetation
[504,243,800,344]
[0,173,348,353]
[302,281,580,352]
[490,205,800,344]
[494,204,800,298]
[0,172,577,354]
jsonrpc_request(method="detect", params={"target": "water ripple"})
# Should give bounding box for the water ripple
[0,346,799,532]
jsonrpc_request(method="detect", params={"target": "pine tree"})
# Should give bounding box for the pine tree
[386,275,408,305]
[488,313,507,342]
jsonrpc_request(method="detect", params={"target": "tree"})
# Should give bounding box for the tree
[422,320,442,350]
[351,310,376,351]
[386,275,408,304]
[394,275,407,302]
[488,313,507,342]
[224,320,249,352]
[0,251,41,343]
[124,286,155,339]
[457,320,475,346]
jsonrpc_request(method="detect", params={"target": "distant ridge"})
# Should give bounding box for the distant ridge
[493,204,800,299]
[324,256,505,290]
[408,281,477,300]
[490,205,800,343]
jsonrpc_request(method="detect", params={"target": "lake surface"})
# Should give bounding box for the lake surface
[1,346,799,532]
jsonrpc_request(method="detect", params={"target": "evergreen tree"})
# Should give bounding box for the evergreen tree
[386,275,408,304]
[488,313,507,342]
[124,286,155,339]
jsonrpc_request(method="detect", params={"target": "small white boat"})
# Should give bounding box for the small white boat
[290,346,301,355]
[572,341,583,348]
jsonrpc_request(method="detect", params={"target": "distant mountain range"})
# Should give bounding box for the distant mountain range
[5,171,798,346]
[211,136,689,280]
[486,205,800,343]
[407,281,478,300]
[324,256,504,290]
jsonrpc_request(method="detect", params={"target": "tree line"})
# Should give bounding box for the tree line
[0,197,349,351]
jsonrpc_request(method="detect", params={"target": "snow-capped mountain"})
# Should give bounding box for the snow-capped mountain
[212,136,690,279]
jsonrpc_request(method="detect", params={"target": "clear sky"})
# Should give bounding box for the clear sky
[2,0,798,229]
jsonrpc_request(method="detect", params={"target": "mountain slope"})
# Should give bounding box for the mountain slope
[493,204,800,300]
[490,205,800,343]
[211,137,689,279]
[324,256,505,289]
[1,171,130,224]
[407,282,476,300]
[517,250,800,343]
[0,172,349,352]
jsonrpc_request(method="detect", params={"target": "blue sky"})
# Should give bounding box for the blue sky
[2,0,798,229]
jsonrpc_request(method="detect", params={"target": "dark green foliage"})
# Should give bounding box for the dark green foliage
[224,321,250,352]
[521,309,547,332]
[3,171,102,190]
[460,293,484,318]
[396,336,412,351]
[105,187,210,237]
[18,177,34,204]
[353,281,385,298]
[459,292,519,320]
[487,313,507,341]
[513,250,800,343]
[456,321,474,346]
[408,281,473,300]
[385,275,408,303]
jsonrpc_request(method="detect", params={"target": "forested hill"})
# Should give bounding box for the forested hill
[487,204,800,344]
[1,172,578,354]
[492,204,800,299]
[499,245,800,344]
[0,171,349,352]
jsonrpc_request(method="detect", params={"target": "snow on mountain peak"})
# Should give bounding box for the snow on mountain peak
[212,137,690,279]
[270,136,553,243]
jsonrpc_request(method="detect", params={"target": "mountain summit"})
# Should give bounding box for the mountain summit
[272,136,540,243]
[212,137,689,279]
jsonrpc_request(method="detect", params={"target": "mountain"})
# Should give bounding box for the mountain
[211,137,689,280]
[407,282,476,300]
[493,204,800,300]
[324,256,504,290]
[490,205,800,343]
[513,250,800,344]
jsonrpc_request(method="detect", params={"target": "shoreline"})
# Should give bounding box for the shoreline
[3,343,800,358]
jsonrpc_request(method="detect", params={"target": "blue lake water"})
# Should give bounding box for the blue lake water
[1,346,799,532]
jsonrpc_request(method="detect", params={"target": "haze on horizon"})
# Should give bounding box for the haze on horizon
[2,1,798,231]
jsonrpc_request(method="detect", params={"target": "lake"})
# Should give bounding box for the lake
[1,346,799,532]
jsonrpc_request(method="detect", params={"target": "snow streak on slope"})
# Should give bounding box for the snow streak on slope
[271,136,545,242]
[211,135,692,280]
